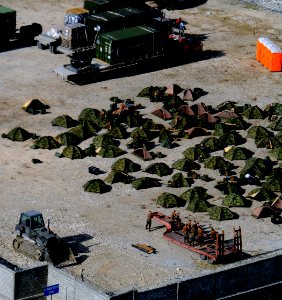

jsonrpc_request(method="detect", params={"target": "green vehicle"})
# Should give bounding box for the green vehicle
[0,5,42,47]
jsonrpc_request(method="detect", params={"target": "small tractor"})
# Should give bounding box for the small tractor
[13,210,76,267]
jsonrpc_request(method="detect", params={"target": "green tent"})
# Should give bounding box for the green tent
[31,136,61,150]
[208,206,235,221]
[222,193,250,207]
[137,86,166,99]
[111,158,141,173]
[223,117,250,130]
[269,147,282,160]
[204,156,234,171]
[275,132,282,143]
[241,105,266,119]
[67,123,97,141]
[107,126,128,139]
[213,123,236,136]
[216,101,238,111]
[83,179,111,194]
[200,137,222,152]
[96,145,124,158]
[131,177,161,190]
[121,112,143,128]
[142,118,165,131]
[62,145,84,159]
[172,158,200,171]
[144,162,172,177]
[268,117,282,131]
[23,99,49,114]
[180,186,209,202]
[78,108,102,124]
[247,125,273,140]
[132,146,154,161]
[104,171,134,184]
[247,187,277,202]
[264,103,282,116]
[182,145,209,161]
[240,158,270,179]
[55,132,82,146]
[168,173,193,188]
[214,181,244,195]
[186,197,210,213]
[51,114,78,128]
[2,127,33,141]
[92,134,116,148]
[130,127,150,141]
[219,131,245,146]
[156,192,185,208]
[255,137,281,149]
[224,146,253,160]
[262,178,282,192]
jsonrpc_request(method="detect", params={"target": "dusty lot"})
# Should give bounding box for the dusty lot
[0,0,281,294]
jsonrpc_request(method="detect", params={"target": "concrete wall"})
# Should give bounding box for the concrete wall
[0,261,15,300]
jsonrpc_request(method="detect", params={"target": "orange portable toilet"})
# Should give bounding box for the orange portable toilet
[268,43,282,72]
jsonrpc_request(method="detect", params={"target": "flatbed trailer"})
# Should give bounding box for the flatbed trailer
[151,212,242,264]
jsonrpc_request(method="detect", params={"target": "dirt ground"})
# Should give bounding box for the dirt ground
[0,0,281,294]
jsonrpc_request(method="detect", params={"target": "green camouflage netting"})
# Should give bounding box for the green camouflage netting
[31,136,61,150]
[83,179,111,194]
[222,193,249,207]
[172,158,200,171]
[131,177,161,190]
[51,114,78,128]
[111,158,141,173]
[144,162,172,177]
[224,146,253,160]
[104,171,134,184]
[156,192,185,208]
[2,127,33,141]
[61,145,84,159]
[208,206,235,221]
[247,187,277,202]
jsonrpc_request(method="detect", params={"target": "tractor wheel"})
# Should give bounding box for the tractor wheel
[13,239,20,250]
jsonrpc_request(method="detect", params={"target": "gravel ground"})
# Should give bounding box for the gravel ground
[0,0,281,294]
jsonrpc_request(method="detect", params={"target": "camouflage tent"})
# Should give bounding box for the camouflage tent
[219,131,245,146]
[142,118,165,132]
[223,117,250,130]
[184,127,210,139]
[156,192,185,208]
[144,162,172,177]
[247,125,273,140]
[190,103,207,115]
[178,105,195,116]
[55,132,82,146]
[262,178,282,192]
[127,138,153,150]
[131,177,161,190]
[268,117,282,131]
[186,197,210,213]
[224,146,253,160]
[165,83,184,95]
[84,144,96,157]
[207,206,235,221]
[61,145,84,159]
[137,86,166,100]
[67,124,93,141]
[92,134,117,148]
[213,123,235,136]
[132,146,154,161]
[222,193,250,207]
[120,112,143,128]
[168,173,193,188]
[162,95,185,112]
[252,206,275,219]
[269,147,282,160]
[275,132,282,143]
[240,158,270,179]
[204,156,234,171]
[130,128,150,141]
[158,129,173,145]
[247,187,277,202]
[264,103,282,116]
[180,186,210,202]
[200,137,222,152]
[216,101,238,111]
[111,158,141,173]
[214,181,244,195]
[78,108,103,126]
[83,179,112,194]
[51,114,78,128]
[215,110,239,120]
[2,127,33,141]
[104,171,134,184]
[107,126,128,139]
[152,108,172,120]
[22,99,49,114]
[172,158,200,171]
[182,145,209,161]
[255,137,281,149]
[241,105,266,119]
[95,145,124,158]
[31,136,61,150]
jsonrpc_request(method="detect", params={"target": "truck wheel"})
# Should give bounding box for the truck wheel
[37,41,47,50]
[13,239,20,250]
[35,250,43,261]
[50,45,58,54]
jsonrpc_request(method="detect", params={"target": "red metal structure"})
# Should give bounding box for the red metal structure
[151,212,242,263]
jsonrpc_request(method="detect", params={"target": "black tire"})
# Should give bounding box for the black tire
[50,45,58,54]
[35,250,43,261]
[13,239,20,250]
[37,41,47,50]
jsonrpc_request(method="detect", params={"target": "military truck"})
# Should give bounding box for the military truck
[0,5,42,48]
[13,210,76,267]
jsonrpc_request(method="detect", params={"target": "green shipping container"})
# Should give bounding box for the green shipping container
[96,25,161,64]
[0,5,16,42]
